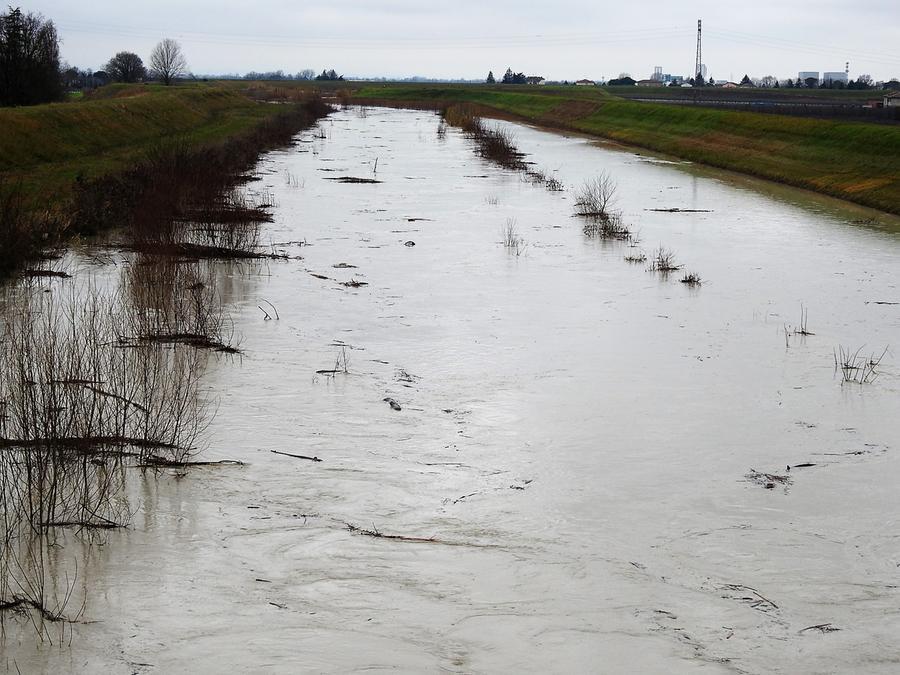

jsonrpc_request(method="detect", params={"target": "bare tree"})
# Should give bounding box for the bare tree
[149,38,186,86]
[106,51,146,83]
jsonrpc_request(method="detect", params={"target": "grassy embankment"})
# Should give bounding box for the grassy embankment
[0,82,329,278]
[348,84,900,214]
[1,83,299,209]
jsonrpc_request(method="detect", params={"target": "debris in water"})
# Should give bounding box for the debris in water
[324,176,382,184]
[721,583,779,612]
[647,208,712,213]
[404,240,416,247]
[745,468,792,490]
[383,397,402,411]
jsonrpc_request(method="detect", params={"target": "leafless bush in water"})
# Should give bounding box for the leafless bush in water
[574,173,617,219]
[0,281,210,462]
[624,251,647,263]
[574,173,633,240]
[648,247,683,273]
[680,272,702,286]
[0,280,214,624]
[834,345,888,384]
[120,259,239,353]
[132,189,270,260]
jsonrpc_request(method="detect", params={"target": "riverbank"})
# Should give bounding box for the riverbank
[0,83,330,279]
[345,84,899,215]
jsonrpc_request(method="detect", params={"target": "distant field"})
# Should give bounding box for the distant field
[345,83,900,214]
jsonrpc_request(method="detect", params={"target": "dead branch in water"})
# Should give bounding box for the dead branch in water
[799,623,841,634]
[0,596,76,623]
[345,522,437,543]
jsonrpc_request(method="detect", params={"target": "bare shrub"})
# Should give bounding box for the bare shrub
[680,272,702,286]
[582,212,631,240]
[574,172,617,219]
[121,259,239,353]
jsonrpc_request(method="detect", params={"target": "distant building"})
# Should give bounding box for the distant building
[798,71,819,84]
[720,82,740,88]
[823,71,848,84]
[636,79,659,87]
[575,79,596,86]
[884,92,900,108]
[524,76,546,85]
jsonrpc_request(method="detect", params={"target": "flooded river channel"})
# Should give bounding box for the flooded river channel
[4,107,900,673]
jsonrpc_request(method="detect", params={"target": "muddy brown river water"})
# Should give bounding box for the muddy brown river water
[4,107,900,673]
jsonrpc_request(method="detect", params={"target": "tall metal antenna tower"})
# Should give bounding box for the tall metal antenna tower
[694,19,702,83]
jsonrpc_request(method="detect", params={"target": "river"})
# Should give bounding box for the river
[4,106,900,674]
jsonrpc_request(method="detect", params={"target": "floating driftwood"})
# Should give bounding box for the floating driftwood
[271,449,322,463]
[383,397,402,411]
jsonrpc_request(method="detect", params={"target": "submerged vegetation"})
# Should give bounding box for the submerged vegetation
[441,104,563,193]
[0,82,330,629]
[0,275,216,624]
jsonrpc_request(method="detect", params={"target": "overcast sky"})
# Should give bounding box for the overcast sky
[30,0,900,82]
